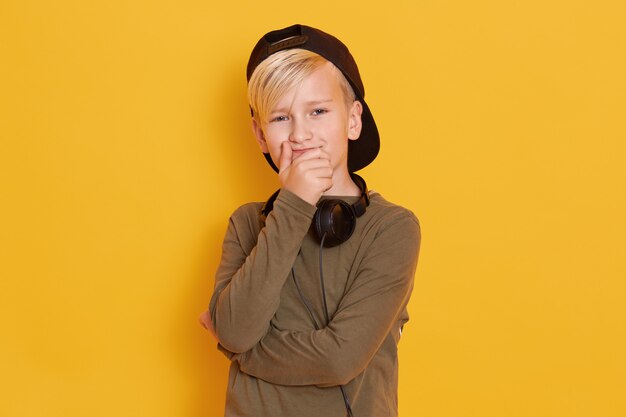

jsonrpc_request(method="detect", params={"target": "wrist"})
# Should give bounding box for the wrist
[279,188,319,209]
[285,186,318,206]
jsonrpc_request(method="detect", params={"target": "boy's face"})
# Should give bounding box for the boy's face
[252,62,363,174]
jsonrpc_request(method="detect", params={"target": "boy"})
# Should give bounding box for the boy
[200,24,421,417]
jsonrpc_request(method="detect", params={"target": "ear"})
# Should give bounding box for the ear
[251,118,268,152]
[347,100,363,141]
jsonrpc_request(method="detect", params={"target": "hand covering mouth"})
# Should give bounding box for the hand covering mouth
[291,146,320,156]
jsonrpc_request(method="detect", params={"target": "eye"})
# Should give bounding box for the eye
[311,108,328,116]
[270,115,289,122]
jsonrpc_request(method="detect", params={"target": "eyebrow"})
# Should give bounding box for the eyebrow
[270,99,334,114]
[305,99,333,105]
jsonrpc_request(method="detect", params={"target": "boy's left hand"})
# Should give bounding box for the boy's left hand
[199,310,217,340]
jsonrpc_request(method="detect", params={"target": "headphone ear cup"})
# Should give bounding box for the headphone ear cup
[315,199,357,248]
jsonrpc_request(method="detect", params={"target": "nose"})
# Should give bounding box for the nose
[290,117,312,143]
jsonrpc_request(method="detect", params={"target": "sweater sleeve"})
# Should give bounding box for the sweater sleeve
[232,212,421,386]
[209,190,317,353]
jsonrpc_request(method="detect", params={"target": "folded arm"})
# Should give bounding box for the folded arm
[209,190,317,353]
[231,213,421,386]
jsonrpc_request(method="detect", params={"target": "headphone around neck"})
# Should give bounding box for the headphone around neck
[262,173,370,248]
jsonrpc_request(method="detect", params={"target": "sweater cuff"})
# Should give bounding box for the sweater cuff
[273,189,318,219]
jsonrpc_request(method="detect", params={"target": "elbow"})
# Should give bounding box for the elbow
[216,338,249,354]
[214,320,265,354]
[211,308,263,354]
[215,329,258,354]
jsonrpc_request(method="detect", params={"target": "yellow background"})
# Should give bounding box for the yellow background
[1,0,625,416]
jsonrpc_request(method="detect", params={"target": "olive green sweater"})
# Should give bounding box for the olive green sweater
[209,189,421,417]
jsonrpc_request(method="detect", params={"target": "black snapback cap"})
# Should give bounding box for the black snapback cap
[246,24,380,173]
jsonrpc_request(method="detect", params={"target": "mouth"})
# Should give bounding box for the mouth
[291,147,317,158]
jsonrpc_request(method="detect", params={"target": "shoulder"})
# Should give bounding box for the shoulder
[227,201,265,235]
[220,201,265,252]
[366,191,421,234]
[361,191,421,255]
[230,201,264,221]
[353,192,421,273]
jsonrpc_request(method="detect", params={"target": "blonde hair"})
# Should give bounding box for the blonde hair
[248,49,356,124]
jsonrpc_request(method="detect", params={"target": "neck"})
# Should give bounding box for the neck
[323,169,361,197]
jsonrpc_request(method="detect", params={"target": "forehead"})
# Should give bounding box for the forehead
[274,62,344,107]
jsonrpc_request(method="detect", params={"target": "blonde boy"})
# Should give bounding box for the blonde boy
[200,24,421,417]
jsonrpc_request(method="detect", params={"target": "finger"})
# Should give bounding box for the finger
[299,147,330,159]
[279,142,292,173]
[316,177,334,193]
[315,147,331,160]
[291,150,331,167]
[292,156,332,172]
[306,166,334,179]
